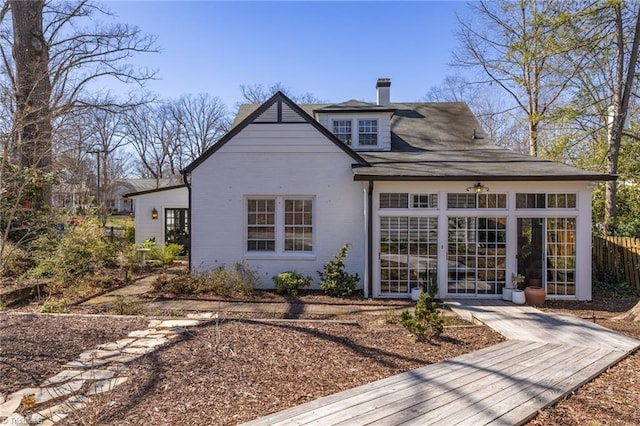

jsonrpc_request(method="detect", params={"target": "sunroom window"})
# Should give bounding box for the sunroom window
[516,193,576,209]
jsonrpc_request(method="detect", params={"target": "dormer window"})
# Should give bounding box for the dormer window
[323,115,387,150]
[332,119,352,145]
[358,119,378,146]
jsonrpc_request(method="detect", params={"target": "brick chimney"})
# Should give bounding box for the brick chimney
[376,78,391,106]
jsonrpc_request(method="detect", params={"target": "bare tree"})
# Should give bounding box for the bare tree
[171,93,231,164]
[239,82,323,105]
[425,74,529,153]
[453,0,585,157]
[0,0,157,206]
[123,102,179,184]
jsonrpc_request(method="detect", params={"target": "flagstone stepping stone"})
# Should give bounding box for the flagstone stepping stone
[128,328,154,338]
[30,395,90,424]
[0,380,85,417]
[0,318,204,423]
[128,337,167,348]
[86,377,128,396]
[4,413,27,425]
[0,394,23,418]
[77,349,121,361]
[104,353,141,364]
[98,338,137,351]
[121,345,157,355]
[156,319,200,328]
[64,358,110,369]
[43,369,115,386]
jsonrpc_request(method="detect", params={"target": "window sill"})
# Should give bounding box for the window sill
[244,253,317,261]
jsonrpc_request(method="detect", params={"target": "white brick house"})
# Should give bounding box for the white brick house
[183,79,612,300]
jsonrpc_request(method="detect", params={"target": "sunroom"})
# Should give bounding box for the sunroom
[354,151,611,300]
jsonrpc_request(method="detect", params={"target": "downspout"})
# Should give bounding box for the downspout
[367,180,374,298]
[181,170,192,271]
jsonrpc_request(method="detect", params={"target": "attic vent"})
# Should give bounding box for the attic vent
[281,103,306,122]
[253,100,307,123]
[254,100,279,123]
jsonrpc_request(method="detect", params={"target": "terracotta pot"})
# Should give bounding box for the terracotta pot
[524,286,546,306]
[526,278,542,287]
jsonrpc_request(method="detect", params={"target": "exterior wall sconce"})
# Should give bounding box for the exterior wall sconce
[467,182,489,194]
[151,208,158,220]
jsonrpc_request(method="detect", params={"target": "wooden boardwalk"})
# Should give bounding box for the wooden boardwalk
[242,299,639,426]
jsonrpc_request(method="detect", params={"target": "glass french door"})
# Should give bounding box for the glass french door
[447,217,506,295]
[379,217,437,295]
[517,217,576,296]
[165,208,189,253]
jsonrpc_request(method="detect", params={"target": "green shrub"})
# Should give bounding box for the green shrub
[30,217,115,283]
[0,243,33,277]
[142,240,183,266]
[39,299,70,314]
[125,225,135,244]
[318,244,359,297]
[272,271,312,296]
[400,292,444,342]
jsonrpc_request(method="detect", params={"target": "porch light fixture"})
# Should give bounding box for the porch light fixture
[151,208,158,220]
[467,182,489,194]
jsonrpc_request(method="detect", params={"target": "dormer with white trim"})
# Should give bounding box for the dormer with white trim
[314,78,395,151]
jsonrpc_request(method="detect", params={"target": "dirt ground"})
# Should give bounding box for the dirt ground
[1,294,639,425]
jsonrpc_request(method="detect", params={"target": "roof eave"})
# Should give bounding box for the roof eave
[352,174,616,182]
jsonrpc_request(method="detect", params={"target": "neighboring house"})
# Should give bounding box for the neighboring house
[110,178,177,214]
[182,79,612,300]
[124,185,189,249]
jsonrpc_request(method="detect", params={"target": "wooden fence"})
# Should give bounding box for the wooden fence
[593,236,640,290]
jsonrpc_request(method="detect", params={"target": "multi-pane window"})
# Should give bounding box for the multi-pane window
[380,193,438,209]
[547,193,577,209]
[247,198,313,253]
[447,193,506,209]
[412,194,438,209]
[247,199,275,251]
[284,200,313,251]
[358,119,378,146]
[516,193,577,209]
[380,193,409,209]
[332,120,352,144]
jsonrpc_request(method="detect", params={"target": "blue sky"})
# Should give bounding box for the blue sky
[104,1,470,107]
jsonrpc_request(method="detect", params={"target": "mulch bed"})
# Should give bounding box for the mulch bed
[0,313,148,396]
[2,294,639,425]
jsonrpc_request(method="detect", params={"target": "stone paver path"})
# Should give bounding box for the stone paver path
[0,317,207,425]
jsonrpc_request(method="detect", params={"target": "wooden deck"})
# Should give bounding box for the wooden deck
[242,299,639,426]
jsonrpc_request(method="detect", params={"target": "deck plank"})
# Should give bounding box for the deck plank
[255,341,542,426]
[242,299,640,426]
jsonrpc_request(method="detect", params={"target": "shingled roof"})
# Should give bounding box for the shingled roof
[232,101,613,181]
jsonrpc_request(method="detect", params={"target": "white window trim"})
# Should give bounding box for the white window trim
[330,118,381,149]
[244,195,316,260]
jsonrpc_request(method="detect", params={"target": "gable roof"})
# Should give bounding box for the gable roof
[227,98,614,182]
[183,91,369,173]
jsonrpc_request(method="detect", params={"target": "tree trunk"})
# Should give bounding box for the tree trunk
[603,3,640,235]
[10,0,52,206]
